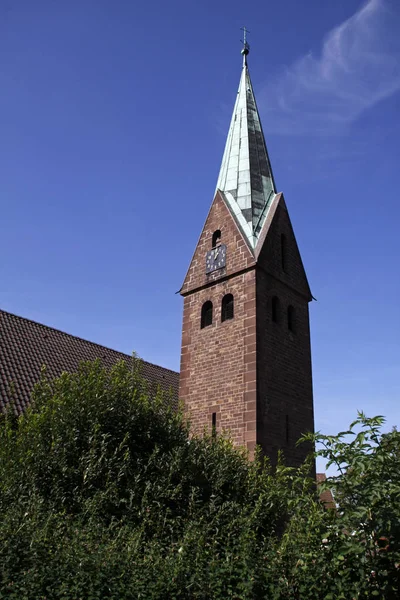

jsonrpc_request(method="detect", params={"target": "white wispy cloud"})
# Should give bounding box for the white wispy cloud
[260,0,400,135]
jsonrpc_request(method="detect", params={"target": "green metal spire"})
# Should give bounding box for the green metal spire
[215,36,276,248]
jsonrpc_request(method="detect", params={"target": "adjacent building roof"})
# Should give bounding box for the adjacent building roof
[0,309,330,493]
[215,46,276,248]
[316,473,336,509]
[0,309,179,415]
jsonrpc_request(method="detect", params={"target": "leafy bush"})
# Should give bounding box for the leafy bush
[0,360,399,599]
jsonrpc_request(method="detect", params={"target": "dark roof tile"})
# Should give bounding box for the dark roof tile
[0,309,179,414]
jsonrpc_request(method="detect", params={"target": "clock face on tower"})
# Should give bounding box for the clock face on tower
[205,244,227,274]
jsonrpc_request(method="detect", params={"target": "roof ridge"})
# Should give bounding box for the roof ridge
[0,309,179,376]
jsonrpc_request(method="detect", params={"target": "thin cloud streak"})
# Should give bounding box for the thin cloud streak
[260,0,400,135]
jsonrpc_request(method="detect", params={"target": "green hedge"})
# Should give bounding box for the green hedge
[0,360,399,599]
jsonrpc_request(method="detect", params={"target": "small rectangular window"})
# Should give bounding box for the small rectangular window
[212,412,217,437]
[281,234,287,272]
[286,414,290,444]
[287,306,295,333]
[272,296,280,323]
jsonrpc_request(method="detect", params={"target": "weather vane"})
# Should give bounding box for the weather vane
[240,26,250,56]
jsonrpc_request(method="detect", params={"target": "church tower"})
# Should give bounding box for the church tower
[179,41,314,466]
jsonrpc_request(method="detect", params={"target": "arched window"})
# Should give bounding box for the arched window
[287,305,295,332]
[271,296,280,323]
[280,234,287,272]
[212,229,221,248]
[201,301,213,329]
[221,294,234,322]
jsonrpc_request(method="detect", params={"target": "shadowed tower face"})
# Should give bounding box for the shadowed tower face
[179,42,314,466]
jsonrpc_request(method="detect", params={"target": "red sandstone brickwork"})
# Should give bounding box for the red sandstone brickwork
[256,194,311,300]
[256,195,314,468]
[180,192,257,451]
[180,272,257,448]
[180,191,314,465]
[180,191,255,295]
[256,272,314,467]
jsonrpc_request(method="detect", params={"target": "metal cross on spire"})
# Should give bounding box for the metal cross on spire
[215,27,277,246]
[240,26,250,62]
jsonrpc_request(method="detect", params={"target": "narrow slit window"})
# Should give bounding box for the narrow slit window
[201,301,213,329]
[286,415,290,444]
[281,234,287,272]
[271,296,280,323]
[221,294,234,322]
[212,412,217,437]
[212,229,221,248]
[287,305,295,332]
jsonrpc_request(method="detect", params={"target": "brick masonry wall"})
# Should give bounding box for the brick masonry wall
[256,271,314,467]
[256,197,311,299]
[180,271,256,447]
[180,191,255,296]
[180,192,257,451]
[256,196,314,467]
[180,191,314,464]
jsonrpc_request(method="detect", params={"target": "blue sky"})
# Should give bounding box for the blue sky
[1,0,399,440]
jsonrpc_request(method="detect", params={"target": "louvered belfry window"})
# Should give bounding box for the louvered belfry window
[221,294,234,322]
[201,301,213,329]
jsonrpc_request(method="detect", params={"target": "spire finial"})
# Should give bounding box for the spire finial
[240,26,250,64]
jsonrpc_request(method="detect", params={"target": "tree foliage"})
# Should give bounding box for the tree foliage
[0,360,399,599]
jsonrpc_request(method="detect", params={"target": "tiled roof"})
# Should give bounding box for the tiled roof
[0,309,179,415]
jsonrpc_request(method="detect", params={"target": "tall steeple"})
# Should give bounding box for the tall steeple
[215,35,276,248]
[180,36,314,467]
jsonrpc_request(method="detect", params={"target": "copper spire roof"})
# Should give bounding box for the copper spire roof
[215,44,276,248]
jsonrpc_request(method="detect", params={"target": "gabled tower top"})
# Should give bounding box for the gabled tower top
[215,33,276,249]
